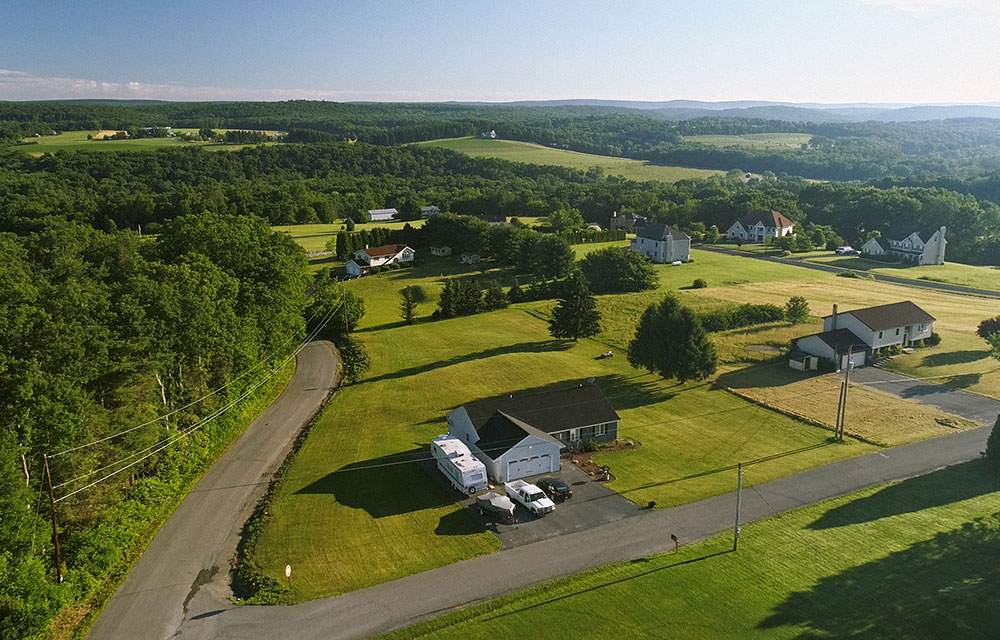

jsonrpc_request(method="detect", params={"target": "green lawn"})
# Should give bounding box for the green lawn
[272,220,427,272]
[416,137,722,182]
[806,255,1000,292]
[15,129,276,154]
[682,133,814,149]
[383,461,1000,639]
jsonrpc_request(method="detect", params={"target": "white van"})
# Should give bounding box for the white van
[430,435,488,494]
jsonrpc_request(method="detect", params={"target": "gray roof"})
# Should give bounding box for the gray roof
[474,411,564,458]
[827,301,936,331]
[464,385,620,438]
[806,328,870,353]
[637,224,689,242]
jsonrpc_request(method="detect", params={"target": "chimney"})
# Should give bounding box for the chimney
[832,303,838,330]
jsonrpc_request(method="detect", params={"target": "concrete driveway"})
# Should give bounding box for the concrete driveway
[850,366,1000,425]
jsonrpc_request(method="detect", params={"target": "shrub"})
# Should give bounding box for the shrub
[785,296,810,324]
[338,337,371,384]
[888,344,903,355]
[582,439,600,453]
[837,270,874,280]
[977,316,1000,340]
[699,309,732,333]
[987,414,1000,475]
[691,278,708,289]
[926,332,942,346]
[817,357,836,373]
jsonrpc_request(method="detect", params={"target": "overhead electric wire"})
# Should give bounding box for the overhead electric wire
[52,300,343,501]
[48,306,325,459]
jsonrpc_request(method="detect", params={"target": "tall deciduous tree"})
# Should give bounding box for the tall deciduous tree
[549,271,601,341]
[628,294,717,382]
[580,247,658,294]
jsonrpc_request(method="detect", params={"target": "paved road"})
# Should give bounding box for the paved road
[176,425,991,640]
[851,366,1000,425]
[87,341,339,640]
[697,245,1000,299]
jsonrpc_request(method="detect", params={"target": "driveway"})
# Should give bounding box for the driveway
[851,366,1000,425]
[415,453,641,548]
[87,341,340,640]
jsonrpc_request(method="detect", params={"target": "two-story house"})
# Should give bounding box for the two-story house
[629,224,691,263]
[726,210,795,242]
[861,227,947,265]
[609,211,648,233]
[795,301,935,369]
[345,244,414,276]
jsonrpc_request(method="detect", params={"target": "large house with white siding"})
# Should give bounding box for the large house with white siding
[794,301,935,370]
[630,224,690,263]
[861,227,947,265]
[447,385,620,483]
[345,244,414,276]
[367,208,398,222]
[726,210,795,242]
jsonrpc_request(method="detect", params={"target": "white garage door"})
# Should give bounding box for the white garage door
[507,454,550,480]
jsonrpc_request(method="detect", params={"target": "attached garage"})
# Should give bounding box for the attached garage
[507,453,553,480]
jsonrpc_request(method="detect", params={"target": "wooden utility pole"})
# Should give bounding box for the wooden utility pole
[42,454,63,583]
[21,453,30,486]
[838,346,854,441]
[733,463,743,551]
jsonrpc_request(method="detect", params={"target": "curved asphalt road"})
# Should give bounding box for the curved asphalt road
[697,245,1000,299]
[87,340,339,640]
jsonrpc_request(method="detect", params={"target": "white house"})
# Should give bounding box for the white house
[630,224,691,263]
[345,244,414,275]
[726,210,795,242]
[446,385,620,483]
[861,227,947,266]
[367,208,399,222]
[421,206,441,217]
[795,301,935,369]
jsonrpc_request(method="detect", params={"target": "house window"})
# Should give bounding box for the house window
[878,331,883,339]
[569,429,579,441]
[595,423,607,437]
[895,328,900,336]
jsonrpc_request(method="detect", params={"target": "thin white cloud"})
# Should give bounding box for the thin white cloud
[859,0,997,12]
[0,69,459,102]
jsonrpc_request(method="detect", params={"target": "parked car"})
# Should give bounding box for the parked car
[834,246,855,255]
[537,477,573,501]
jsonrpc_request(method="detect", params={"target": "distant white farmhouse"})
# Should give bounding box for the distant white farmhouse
[345,244,414,276]
[367,208,399,222]
[430,245,452,257]
[630,224,691,263]
[861,227,947,266]
[726,210,795,243]
[421,206,441,217]
[794,301,935,370]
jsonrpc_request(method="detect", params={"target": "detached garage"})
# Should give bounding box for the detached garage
[446,384,621,483]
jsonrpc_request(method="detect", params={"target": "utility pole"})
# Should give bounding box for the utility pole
[834,347,845,433]
[21,453,30,486]
[733,462,743,551]
[42,454,63,583]
[838,346,854,441]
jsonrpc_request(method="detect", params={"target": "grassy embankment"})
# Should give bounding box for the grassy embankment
[16,129,279,154]
[250,245,989,603]
[416,137,722,182]
[382,461,1000,639]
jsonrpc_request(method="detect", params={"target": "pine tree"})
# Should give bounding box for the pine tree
[400,286,417,324]
[785,296,810,324]
[987,414,1000,474]
[335,230,349,259]
[548,271,601,340]
[438,279,456,318]
[628,294,717,382]
[483,279,508,311]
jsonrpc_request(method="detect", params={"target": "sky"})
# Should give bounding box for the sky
[2,0,999,104]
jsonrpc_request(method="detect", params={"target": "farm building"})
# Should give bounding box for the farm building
[609,211,647,233]
[629,224,690,263]
[861,226,947,265]
[459,253,481,265]
[345,244,414,276]
[794,302,935,370]
[446,385,621,482]
[421,206,441,217]
[430,245,452,256]
[367,208,399,222]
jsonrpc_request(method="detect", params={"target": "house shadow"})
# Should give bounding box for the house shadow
[294,448,456,518]
[361,340,573,384]
[761,508,1000,638]
[713,363,807,392]
[920,350,991,367]
[807,462,998,530]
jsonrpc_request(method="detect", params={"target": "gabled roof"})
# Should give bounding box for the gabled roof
[738,210,794,230]
[368,208,398,216]
[474,411,565,458]
[863,237,888,251]
[463,385,620,437]
[637,224,690,242]
[361,244,411,258]
[826,301,936,331]
[804,328,870,353]
[421,206,440,214]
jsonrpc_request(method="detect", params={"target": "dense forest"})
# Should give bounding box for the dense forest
[0,212,310,638]
[8,100,1000,179]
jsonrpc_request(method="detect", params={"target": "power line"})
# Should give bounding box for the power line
[52,301,343,502]
[48,306,326,458]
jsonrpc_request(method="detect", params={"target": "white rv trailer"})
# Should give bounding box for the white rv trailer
[430,435,488,494]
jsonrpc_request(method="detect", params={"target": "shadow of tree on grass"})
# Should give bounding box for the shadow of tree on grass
[807,462,1000,530]
[920,349,990,367]
[761,510,1000,639]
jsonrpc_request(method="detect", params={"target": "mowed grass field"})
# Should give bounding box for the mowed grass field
[15,129,277,154]
[682,133,814,149]
[417,137,723,182]
[383,461,1000,640]
[806,254,1000,292]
